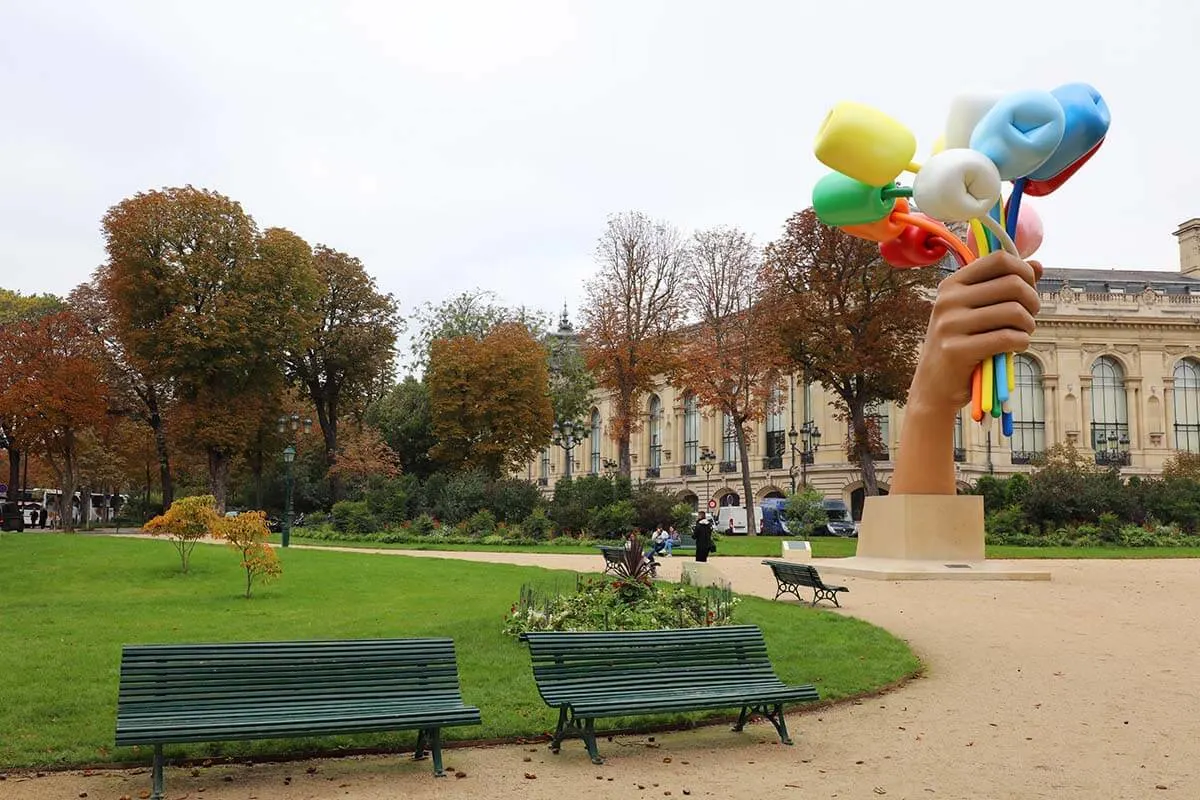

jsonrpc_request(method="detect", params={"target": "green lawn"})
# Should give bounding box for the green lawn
[0,534,919,769]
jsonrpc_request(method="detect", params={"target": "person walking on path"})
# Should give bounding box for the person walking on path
[693,511,714,563]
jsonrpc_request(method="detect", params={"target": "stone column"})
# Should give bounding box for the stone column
[1043,376,1059,445]
[1125,378,1143,455]
[1080,376,1094,453]
[1164,377,1177,449]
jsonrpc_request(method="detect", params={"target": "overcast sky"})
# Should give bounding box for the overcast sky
[2,0,1196,336]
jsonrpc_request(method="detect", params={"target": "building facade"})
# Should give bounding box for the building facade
[530,220,1200,520]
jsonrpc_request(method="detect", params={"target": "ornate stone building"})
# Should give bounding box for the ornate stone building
[529,220,1200,520]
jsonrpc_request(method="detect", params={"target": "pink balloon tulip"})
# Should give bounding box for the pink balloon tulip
[965,202,1044,258]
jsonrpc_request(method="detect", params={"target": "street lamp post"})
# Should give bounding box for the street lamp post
[276,414,312,548]
[698,446,717,512]
[551,419,587,481]
[787,421,822,494]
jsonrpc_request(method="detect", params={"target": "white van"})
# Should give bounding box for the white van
[713,506,764,535]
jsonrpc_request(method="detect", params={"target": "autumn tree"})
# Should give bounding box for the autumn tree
[580,212,686,477]
[0,310,109,529]
[215,510,281,598]
[325,424,401,497]
[427,322,554,478]
[0,288,63,501]
[98,187,320,512]
[760,209,937,497]
[287,245,400,500]
[409,289,546,374]
[144,494,220,573]
[671,227,785,533]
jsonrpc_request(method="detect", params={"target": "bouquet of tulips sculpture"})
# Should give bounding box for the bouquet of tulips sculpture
[812,85,1110,436]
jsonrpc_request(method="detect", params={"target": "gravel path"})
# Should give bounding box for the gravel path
[8,544,1197,799]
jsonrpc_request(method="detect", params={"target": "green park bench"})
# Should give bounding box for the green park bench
[115,638,481,798]
[762,559,850,607]
[520,625,819,763]
[597,544,626,573]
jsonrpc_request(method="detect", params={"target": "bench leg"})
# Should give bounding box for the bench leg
[581,718,603,765]
[413,728,428,761]
[732,705,751,733]
[550,707,568,754]
[151,744,164,800]
[428,727,445,777]
[761,703,793,746]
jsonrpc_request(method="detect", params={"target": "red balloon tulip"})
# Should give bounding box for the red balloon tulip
[879,215,951,268]
[1024,138,1104,197]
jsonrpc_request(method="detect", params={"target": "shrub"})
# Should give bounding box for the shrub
[331,500,376,535]
[143,495,219,573]
[487,478,542,523]
[783,487,826,537]
[519,507,556,541]
[410,513,438,535]
[503,575,739,637]
[364,477,408,528]
[984,505,1029,542]
[587,500,636,539]
[436,470,488,524]
[462,509,498,539]
[215,510,281,598]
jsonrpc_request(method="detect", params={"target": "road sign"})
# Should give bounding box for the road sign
[708,499,717,509]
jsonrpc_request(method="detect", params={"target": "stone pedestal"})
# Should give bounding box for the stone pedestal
[782,540,813,562]
[818,494,1051,582]
[681,561,725,588]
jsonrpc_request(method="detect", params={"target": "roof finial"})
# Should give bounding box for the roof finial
[558,301,572,333]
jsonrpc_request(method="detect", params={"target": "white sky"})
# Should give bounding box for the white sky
[2,0,1197,333]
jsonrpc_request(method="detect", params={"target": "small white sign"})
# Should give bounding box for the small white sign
[782,540,812,562]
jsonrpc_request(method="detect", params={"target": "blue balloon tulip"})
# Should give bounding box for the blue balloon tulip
[969,90,1066,180]
[1027,83,1111,181]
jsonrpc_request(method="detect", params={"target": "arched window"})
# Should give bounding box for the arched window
[722,412,738,464]
[765,387,785,468]
[1091,356,1129,462]
[1174,359,1200,452]
[1011,355,1045,463]
[589,409,602,474]
[683,394,699,467]
[648,395,662,475]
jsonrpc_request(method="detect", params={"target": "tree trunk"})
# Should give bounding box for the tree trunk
[146,388,173,509]
[734,421,757,535]
[849,403,879,497]
[314,389,341,502]
[60,433,77,532]
[6,446,18,501]
[207,447,231,513]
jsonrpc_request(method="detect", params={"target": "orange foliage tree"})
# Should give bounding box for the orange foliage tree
[325,424,401,497]
[0,310,109,530]
[98,187,320,512]
[670,227,786,532]
[215,510,281,598]
[143,494,220,573]
[427,322,554,478]
[760,209,938,497]
[580,212,686,477]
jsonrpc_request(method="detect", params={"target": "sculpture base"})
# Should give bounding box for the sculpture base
[817,494,1051,582]
[680,561,725,588]
[781,540,812,562]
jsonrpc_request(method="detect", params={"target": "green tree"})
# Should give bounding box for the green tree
[367,376,437,480]
[287,245,400,500]
[783,487,826,537]
[98,187,321,511]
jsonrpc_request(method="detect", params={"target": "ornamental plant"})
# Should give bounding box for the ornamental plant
[215,510,282,598]
[143,495,220,573]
